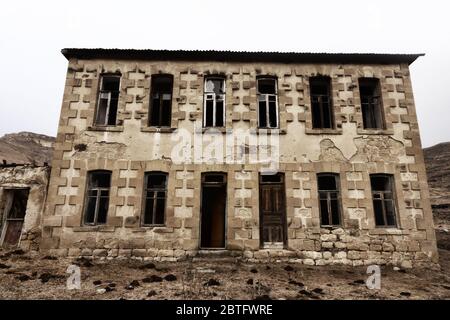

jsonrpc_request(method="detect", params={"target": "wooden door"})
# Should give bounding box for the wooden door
[259,174,286,246]
[1,189,29,248]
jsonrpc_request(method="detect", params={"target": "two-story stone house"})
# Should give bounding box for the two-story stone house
[40,49,438,267]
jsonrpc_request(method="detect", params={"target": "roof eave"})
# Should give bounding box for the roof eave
[61,49,424,65]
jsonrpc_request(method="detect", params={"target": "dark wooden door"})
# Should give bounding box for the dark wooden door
[259,177,286,245]
[1,189,28,248]
[3,221,24,248]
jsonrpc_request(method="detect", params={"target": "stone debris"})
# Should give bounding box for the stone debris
[164,274,177,281]
[142,275,162,283]
[204,279,220,287]
[284,265,294,272]
[147,290,157,297]
[15,274,31,282]
[138,263,156,270]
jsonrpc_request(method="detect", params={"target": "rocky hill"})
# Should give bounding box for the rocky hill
[423,142,450,250]
[0,132,55,166]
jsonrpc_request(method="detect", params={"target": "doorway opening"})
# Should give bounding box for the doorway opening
[200,173,227,249]
[1,188,29,248]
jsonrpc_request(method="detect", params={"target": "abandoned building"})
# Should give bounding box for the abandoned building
[38,48,438,267]
[0,163,50,250]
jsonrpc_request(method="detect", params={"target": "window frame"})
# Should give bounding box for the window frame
[370,174,398,228]
[359,78,385,130]
[149,74,174,128]
[309,76,335,129]
[94,74,121,127]
[317,173,342,227]
[257,77,279,129]
[83,170,111,226]
[141,171,168,227]
[203,76,226,128]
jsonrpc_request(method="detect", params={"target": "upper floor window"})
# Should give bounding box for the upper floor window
[149,75,173,127]
[310,76,334,129]
[142,172,168,226]
[95,75,120,126]
[257,77,278,128]
[203,77,225,127]
[370,174,397,227]
[359,78,385,129]
[84,170,111,225]
[317,173,341,226]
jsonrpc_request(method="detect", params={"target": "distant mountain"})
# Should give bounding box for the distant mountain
[423,142,450,249]
[0,132,55,166]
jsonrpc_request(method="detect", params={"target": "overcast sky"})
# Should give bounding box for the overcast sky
[0,0,449,147]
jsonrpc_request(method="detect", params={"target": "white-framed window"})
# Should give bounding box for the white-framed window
[257,77,278,128]
[203,77,225,127]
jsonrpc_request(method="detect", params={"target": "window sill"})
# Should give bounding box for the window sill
[201,127,227,134]
[73,225,116,232]
[261,242,285,250]
[256,128,287,135]
[320,225,342,229]
[130,226,173,233]
[88,126,124,132]
[356,129,394,135]
[141,127,176,133]
[305,128,342,135]
[369,228,409,235]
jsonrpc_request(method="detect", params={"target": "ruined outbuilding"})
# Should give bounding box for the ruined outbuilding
[39,49,437,267]
[0,163,50,250]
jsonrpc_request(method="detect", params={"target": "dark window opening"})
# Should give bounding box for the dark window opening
[84,171,111,225]
[317,173,341,226]
[370,174,397,227]
[95,75,120,126]
[203,78,225,127]
[310,76,334,129]
[257,78,278,128]
[260,173,284,184]
[143,172,167,226]
[201,173,227,248]
[359,78,385,129]
[1,189,29,248]
[259,173,286,245]
[149,75,173,127]
[202,174,226,184]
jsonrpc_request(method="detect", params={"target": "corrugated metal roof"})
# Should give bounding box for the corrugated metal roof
[61,48,424,65]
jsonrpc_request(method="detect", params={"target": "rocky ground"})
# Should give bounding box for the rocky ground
[0,134,449,300]
[0,248,449,300]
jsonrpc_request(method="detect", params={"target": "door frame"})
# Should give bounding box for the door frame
[199,172,227,250]
[258,173,287,248]
[0,187,29,248]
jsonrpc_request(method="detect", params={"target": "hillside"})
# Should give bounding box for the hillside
[424,142,450,250]
[0,132,55,166]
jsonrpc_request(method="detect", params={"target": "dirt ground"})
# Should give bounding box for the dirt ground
[1,243,450,300]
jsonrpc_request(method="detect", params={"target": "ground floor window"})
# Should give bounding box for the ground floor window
[83,171,111,225]
[370,174,398,227]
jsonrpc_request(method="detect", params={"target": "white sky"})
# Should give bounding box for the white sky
[0,0,449,147]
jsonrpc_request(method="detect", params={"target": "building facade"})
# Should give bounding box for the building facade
[40,49,438,267]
